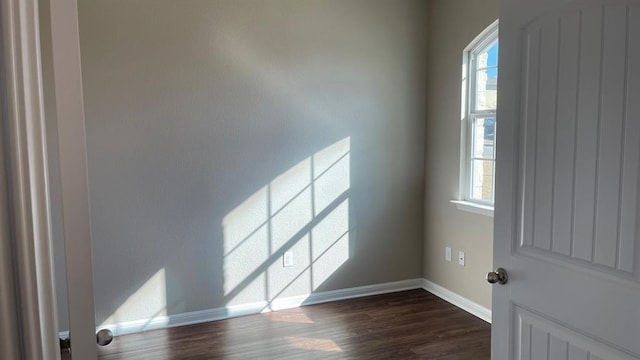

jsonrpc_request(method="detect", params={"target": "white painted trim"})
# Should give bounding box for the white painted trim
[48,0,98,358]
[1,0,60,358]
[459,20,500,207]
[451,200,494,217]
[61,279,424,337]
[464,19,500,55]
[58,279,494,338]
[422,279,492,323]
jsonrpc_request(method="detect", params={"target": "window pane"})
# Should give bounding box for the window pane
[472,117,495,159]
[471,159,495,202]
[477,41,499,68]
[464,26,498,206]
[475,67,498,111]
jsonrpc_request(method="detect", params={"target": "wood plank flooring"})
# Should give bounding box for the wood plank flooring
[66,289,491,359]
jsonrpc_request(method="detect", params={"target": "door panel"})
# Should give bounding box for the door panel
[515,306,632,360]
[494,0,640,358]
[520,3,640,277]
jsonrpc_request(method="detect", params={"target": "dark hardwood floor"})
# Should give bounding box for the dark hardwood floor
[66,289,491,359]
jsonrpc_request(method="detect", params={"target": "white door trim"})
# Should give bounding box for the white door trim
[47,0,98,358]
[0,0,59,358]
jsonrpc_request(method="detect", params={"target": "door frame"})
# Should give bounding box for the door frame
[47,0,97,357]
[1,0,98,358]
[1,0,60,358]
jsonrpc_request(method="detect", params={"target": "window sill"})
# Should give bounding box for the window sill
[450,200,494,217]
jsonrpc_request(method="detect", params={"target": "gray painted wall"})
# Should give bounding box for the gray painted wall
[47,0,427,330]
[423,0,498,309]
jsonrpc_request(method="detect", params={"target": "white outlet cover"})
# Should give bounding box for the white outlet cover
[458,251,465,266]
[283,251,294,267]
[445,247,452,262]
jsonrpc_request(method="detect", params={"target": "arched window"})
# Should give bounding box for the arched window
[457,21,498,214]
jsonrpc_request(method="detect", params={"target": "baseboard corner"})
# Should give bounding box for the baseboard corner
[421,278,492,323]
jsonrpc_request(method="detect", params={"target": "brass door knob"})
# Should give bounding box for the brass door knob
[487,268,508,285]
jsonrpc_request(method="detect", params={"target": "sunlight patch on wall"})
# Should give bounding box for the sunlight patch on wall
[311,199,349,290]
[99,268,167,328]
[313,138,350,215]
[270,159,313,251]
[222,138,351,306]
[222,187,269,305]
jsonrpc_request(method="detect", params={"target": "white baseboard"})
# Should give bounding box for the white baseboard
[275,278,424,310]
[58,278,491,339]
[61,278,424,338]
[421,279,492,323]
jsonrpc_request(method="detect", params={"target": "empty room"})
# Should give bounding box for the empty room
[1,0,639,359]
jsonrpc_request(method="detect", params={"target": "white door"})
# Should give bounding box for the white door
[493,0,640,359]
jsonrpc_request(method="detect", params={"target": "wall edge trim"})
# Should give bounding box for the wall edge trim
[58,278,492,339]
[63,278,424,338]
[421,278,492,323]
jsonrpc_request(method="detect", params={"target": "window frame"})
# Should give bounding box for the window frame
[456,20,499,214]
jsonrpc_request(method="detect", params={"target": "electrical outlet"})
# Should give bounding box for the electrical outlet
[283,251,294,267]
[458,251,465,266]
[445,247,452,262]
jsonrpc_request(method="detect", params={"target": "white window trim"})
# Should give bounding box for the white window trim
[450,200,494,218]
[456,20,499,216]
